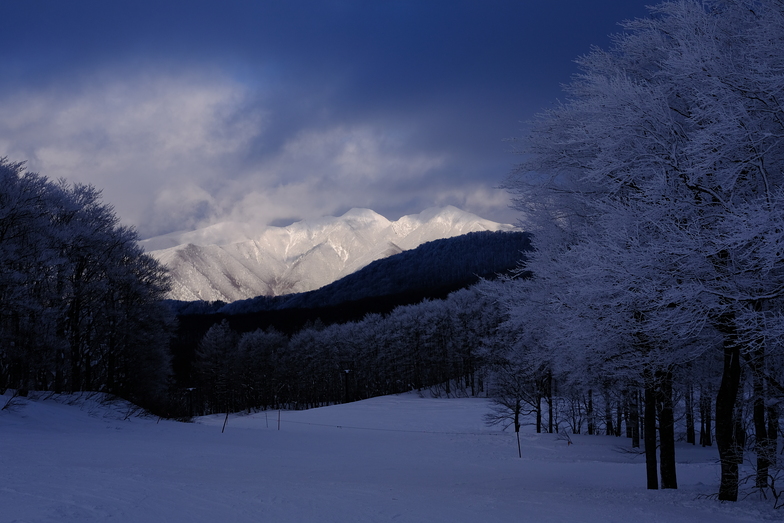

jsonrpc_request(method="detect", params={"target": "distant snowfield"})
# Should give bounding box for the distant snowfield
[0,391,776,522]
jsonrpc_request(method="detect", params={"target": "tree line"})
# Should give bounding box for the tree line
[182,286,500,416]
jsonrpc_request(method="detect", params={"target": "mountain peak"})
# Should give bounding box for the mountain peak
[145,207,515,302]
[418,205,483,223]
[340,207,387,220]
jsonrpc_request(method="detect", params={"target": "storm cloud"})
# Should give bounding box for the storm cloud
[0,1,652,238]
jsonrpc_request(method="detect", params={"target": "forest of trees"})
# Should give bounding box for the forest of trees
[3,0,784,508]
[0,158,174,410]
[181,286,501,416]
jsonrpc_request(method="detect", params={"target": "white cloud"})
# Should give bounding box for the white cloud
[434,186,518,225]
[277,125,446,184]
[207,124,449,227]
[0,69,515,238]
[0,69,264,237]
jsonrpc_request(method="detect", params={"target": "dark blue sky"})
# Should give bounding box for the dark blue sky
[0,0,653,237]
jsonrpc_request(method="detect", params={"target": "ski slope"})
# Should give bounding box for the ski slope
[0,391,776,522]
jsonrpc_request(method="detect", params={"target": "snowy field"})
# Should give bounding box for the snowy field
[0,391,778,522]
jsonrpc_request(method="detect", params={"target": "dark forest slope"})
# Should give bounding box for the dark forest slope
[215,230,530,315]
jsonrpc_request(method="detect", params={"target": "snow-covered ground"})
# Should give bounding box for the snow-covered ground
[0,390,777,522]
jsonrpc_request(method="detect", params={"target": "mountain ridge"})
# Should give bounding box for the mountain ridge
[216,229,531,316]
[143,206,516,302]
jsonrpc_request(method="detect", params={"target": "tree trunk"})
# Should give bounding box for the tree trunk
[657,371,677,489]
[630,389,640,449]
[644,380,658,490]
[715,321,743,502]
[749,349,774,492]
[753,372,770,489]
[536,391,542,434]
[547,371,554,434]
[54,350,64,394]
[768,403,779,469]
[685,383,695,445]
[700,391,712,447]
[587,389,595,436]
[624,390,632,438]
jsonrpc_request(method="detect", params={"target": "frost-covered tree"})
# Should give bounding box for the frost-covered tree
[0,161,60,395]
[195,320,239,414]
[482,278,555,435]
[501,0,784,500]
[236,327,288,410]
[0,158,173,408]
[445,286,500,396]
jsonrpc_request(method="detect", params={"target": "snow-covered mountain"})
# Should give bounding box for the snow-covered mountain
[141,206,515,302]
